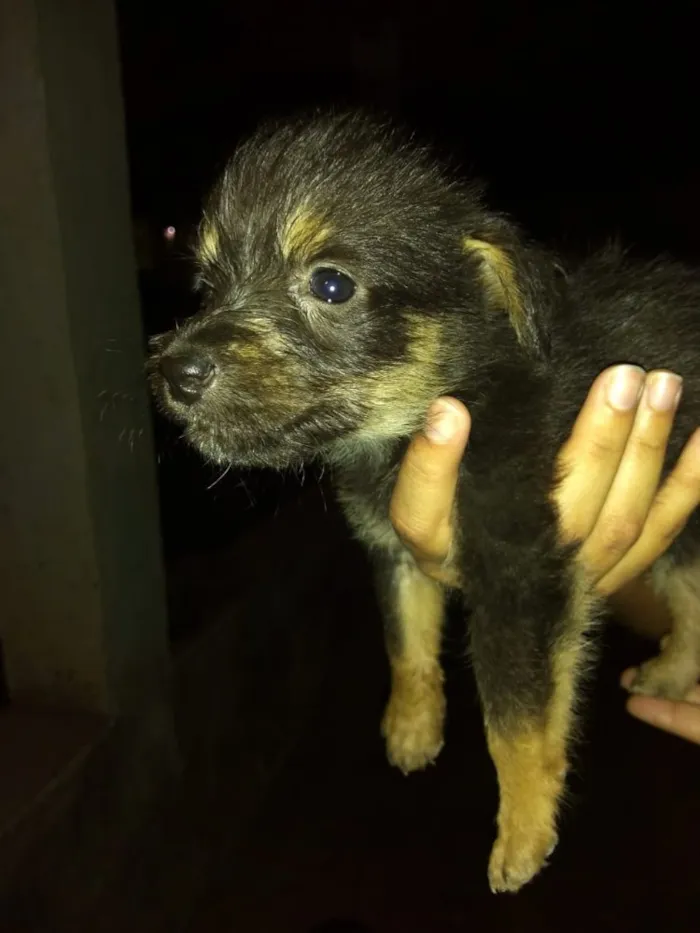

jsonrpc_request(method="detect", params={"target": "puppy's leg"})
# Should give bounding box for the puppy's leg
[630,557,700,700]
[376,553,447,774]
[470,567,599,893]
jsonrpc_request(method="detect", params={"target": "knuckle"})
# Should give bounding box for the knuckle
[416,557,451,584]
[389,504,432,550]
[583,437,618,464]
[389,504,452,568]
[646,490,691,544]
[670,463,700,495]
[405,456,451,487]
[629,434,666,458]
[656,512,689,546]
[597,515,644,556]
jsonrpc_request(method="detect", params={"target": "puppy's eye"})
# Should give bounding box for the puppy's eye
[309,268,356,304]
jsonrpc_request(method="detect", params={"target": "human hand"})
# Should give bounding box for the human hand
[391,365,700,592]
[389,397,471,587]
[553,365,700,594]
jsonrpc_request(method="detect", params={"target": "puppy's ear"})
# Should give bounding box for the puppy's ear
[463,218,560,361]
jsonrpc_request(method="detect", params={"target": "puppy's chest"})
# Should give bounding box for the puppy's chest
[334,463,403,557]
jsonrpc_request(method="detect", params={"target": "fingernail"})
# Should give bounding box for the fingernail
[605,365,645,411]
[425,400,461,444]
[645,371,683,412]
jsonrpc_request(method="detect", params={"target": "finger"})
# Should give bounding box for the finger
[555,365,646,545]
[576,371,683,583]
[625,694,700,744]
[597,426,700,594]
[390,397,471,565]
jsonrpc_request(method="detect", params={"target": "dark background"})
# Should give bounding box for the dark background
[112,4,699,929]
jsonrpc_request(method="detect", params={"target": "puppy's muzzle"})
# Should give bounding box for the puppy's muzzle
[159,351,216,405]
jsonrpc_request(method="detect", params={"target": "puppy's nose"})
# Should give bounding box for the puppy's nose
[159,352,216,404]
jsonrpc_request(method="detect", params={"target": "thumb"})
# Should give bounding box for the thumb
[390,397,471,559]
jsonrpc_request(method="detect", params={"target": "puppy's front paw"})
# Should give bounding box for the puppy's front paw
[381,667,445,774]
[488,814,557,894]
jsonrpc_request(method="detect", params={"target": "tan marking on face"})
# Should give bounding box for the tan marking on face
[463,237,528,347]
[344,315,448,439]
[381,559,447,773]
[232,342,266,362]
[232,317,291,360]
[282,209,332,261]
[213,319,312,419]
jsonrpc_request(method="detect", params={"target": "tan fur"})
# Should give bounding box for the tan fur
[198,223,220,265]
[464,237,528,346]
[233,317,292,360]
[487,565,600,892]
[223,313,447,444]
[547,567,600,747]
[351,316,449,440]
[381,559,447,774]
[281,209,332,260]
[486,723,564,893]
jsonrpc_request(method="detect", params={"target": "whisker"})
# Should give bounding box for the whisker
[207,464,232,490]
[237,478,255,507]
[317,479,328,513]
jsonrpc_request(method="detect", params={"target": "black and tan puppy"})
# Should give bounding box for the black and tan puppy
[148,112,700,893]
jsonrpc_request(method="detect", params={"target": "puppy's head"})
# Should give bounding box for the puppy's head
[148,112,555,468]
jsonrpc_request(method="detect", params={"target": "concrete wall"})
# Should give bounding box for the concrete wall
[0,0,170,714]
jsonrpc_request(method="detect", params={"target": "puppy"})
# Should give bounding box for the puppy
[148,112,700,893]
